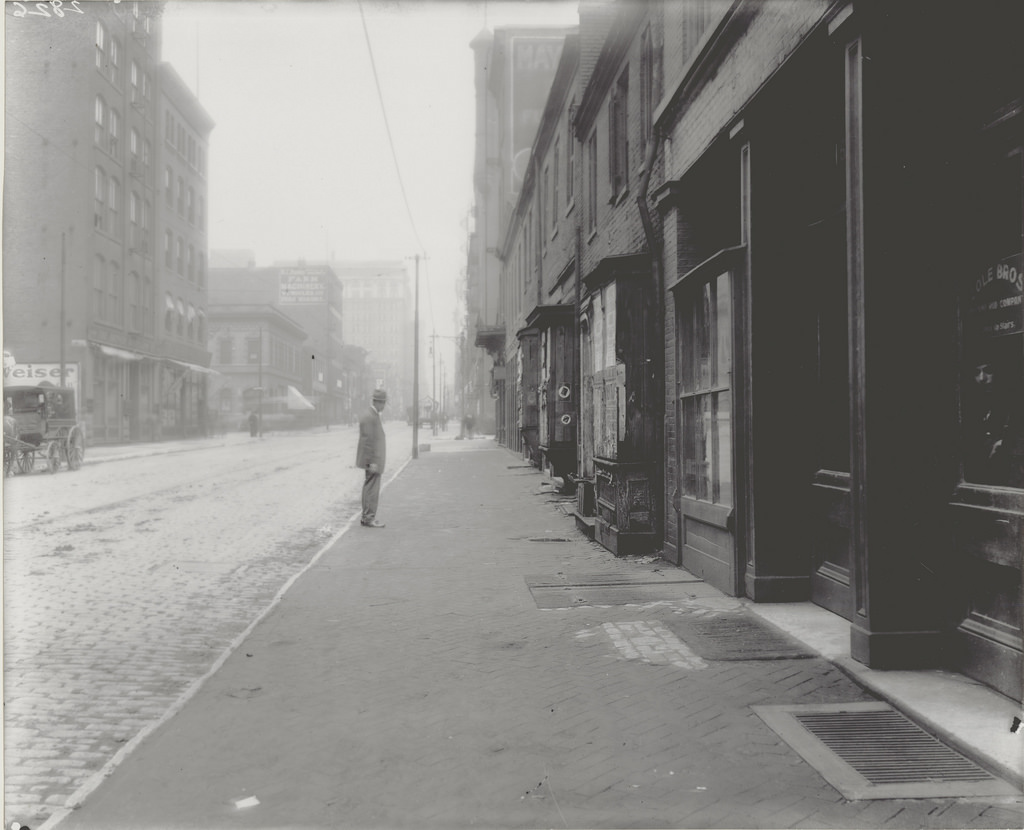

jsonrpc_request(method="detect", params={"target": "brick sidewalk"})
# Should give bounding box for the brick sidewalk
[53,442,1023,829]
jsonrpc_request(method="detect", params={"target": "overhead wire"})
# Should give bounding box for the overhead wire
[356,0,427,258]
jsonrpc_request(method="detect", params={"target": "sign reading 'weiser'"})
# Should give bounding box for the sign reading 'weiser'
[279,268,327,304]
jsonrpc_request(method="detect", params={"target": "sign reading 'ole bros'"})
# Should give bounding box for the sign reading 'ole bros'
[966,254,1024,339]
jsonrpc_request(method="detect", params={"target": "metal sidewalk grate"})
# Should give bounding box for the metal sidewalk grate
[753,702,1022,800]
[524,572,703,609]
[664,611,815,660]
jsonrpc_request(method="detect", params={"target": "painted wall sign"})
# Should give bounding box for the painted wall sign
[509,36,565,197]
[279,268,327,304]
[6,362,79,392]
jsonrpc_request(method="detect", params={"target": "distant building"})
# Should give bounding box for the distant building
[209,249,256,269]
[3,2,214,443]
[205,303,309,434]
[331,261,412,417]
[466,24,575,439]
[207,260,348,423]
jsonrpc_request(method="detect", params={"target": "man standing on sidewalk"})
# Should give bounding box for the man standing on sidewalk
[356,389,387,528]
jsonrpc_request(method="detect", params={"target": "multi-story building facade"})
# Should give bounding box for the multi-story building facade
[498,33,582,476]
[486,0,1023,702]
[466,24,575,441]
[206,303,309,434]
[208,261,346,424]
[3,1,214,443]
[332,261,412,419]
[155,61,215,438]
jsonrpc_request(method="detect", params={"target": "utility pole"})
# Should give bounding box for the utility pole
[412,254,420,459]
[60,231,67,386]
[325,275,331,431]
[431,328,437,437]
[257,325,263,438]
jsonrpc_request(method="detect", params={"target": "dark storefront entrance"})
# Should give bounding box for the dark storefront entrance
[661,4,1022,701]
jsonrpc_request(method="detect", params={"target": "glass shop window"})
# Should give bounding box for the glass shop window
[677,271,733,505]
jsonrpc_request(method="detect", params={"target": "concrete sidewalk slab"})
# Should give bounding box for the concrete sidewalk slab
[50,443,1023,830]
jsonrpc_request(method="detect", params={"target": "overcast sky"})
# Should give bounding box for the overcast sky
[161,0,579,343]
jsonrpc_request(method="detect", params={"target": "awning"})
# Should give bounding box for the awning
[164,358,218,375]
[97,344,144,361]
[287,385,315,411]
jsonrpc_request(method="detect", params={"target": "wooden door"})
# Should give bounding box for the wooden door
[675,251,740,595]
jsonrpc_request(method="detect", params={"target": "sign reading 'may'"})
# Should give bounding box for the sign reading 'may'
[279,268,327,304]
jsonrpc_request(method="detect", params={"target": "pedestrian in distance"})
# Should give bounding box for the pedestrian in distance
[248,411,258,438]
[356,389,388,528]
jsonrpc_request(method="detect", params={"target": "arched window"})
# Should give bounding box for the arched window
[95,21,106,70]
[94,96,106,146]
[129,191,140,248]
[176,299,185,336]
[109,37,121,86]
[128,271,140,332]
[187,244,195,281]
[130,60,140,104]
[94,255,106,319]
[108,108,120,156]
[94,167,107,230]
[187,304,196,340]
[108,261,122,326]
[164,294,174,333]
[108,177,121,238]
[143,277,154,335]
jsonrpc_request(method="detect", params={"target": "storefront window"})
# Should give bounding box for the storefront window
[678,271,733,504]
[962,149,1023,488]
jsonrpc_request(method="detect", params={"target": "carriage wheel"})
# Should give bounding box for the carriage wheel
[17,448,35,474]
[46,441,61,474]
[66,426,85,471]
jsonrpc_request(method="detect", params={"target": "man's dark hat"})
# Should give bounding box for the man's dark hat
[372,389,388,402]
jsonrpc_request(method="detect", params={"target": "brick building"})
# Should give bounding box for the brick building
[206,303,309,434]
[3,2,214,443]
[466,24,576,441]
[208,262,346,424]
[483,0,1023,701]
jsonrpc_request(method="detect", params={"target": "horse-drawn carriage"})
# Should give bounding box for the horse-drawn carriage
[3,385,86,476]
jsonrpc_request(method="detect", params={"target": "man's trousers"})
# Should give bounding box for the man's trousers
[361,469,382,523]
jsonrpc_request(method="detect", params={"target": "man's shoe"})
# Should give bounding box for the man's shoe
[361,520,386,528]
